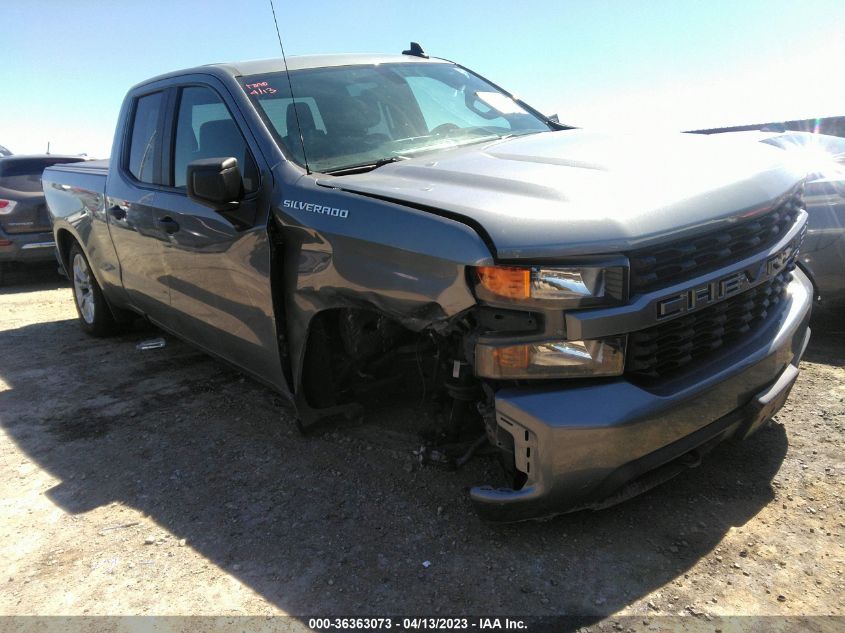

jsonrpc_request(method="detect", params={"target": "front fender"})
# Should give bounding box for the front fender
[274,173,493,394]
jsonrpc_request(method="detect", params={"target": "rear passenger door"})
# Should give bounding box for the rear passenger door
[105,89,174,322]
[153,79,287,391]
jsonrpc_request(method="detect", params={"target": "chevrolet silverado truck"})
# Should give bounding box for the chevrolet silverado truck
[43,48,812,521]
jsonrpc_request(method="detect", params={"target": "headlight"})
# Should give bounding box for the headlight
[475,336,626,379]
[472,263,627,308]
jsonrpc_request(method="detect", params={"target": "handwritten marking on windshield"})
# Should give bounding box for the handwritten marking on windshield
[244,81,277,96]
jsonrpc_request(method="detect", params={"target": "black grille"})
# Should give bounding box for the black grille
[626,271,792,378]
[629,189,803,293]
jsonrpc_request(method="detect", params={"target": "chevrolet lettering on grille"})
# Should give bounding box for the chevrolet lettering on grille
[656,243,796,319]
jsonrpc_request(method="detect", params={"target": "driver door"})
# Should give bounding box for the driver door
[153,80,288,393]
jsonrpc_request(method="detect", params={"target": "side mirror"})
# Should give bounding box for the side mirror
[186,157,242,209]
[548,114,560,123]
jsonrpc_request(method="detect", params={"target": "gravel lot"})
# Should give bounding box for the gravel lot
[1,265,842,630]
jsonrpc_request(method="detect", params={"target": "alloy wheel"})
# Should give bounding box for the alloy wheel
[72,253,95,324]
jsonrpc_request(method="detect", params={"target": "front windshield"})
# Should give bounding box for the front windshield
[242,62,551,174]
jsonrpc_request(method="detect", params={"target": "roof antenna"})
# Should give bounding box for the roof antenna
[402,42,428,58]
[268,0,310,174]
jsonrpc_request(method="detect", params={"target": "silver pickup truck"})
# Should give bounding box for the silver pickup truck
[43,48,812,521]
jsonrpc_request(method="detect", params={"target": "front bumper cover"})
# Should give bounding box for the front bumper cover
[471,269,813,522]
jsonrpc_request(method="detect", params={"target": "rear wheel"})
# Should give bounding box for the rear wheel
[69,242,118,336]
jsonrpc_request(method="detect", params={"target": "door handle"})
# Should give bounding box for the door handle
[157,216,180,234]
[108,206,127,221]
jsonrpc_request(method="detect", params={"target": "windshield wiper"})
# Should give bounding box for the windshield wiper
[326,155,405,176]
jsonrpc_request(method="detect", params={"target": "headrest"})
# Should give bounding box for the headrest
[356,90,383,128]
[198,119,243,158]
[326,98,376,135]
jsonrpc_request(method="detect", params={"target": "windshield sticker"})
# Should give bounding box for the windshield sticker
[283,199,349,219]
[244,81,277,96]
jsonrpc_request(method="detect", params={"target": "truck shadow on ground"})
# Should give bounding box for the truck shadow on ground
[3,309,827,625]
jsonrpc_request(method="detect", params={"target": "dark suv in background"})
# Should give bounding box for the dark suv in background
[0,155,86,283]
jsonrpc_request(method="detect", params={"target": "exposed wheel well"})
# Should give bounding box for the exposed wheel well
[295,306,507,481]
[299,308,403,410]
[298,306,483,418]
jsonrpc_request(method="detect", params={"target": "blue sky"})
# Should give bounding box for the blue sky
[3,0,844,157]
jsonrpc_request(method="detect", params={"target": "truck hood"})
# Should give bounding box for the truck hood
[319,130,804,260]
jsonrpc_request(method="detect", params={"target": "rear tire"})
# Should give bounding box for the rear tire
[69,242,118,336]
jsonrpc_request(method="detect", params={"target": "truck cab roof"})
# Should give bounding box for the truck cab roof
[135,54,447,90]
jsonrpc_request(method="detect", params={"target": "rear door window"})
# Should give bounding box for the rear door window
[127,92,164,184]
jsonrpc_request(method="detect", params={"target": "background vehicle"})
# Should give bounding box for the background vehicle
[43,51,811,521]
[714,130,845,306]
[0,154,86,284]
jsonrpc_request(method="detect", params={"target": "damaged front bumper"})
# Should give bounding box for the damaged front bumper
[471,269,813,522]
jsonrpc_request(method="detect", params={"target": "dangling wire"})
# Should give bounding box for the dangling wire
[268,0,310,174]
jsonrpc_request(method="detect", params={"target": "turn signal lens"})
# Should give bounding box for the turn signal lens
[472,264,626,307]
[476,337,626,379]
[476,266,530,300]
[493,344,530,370]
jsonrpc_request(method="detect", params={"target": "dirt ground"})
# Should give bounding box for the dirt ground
[0,265,843,630]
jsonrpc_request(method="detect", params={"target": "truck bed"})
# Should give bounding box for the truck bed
[46,158,110,175]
